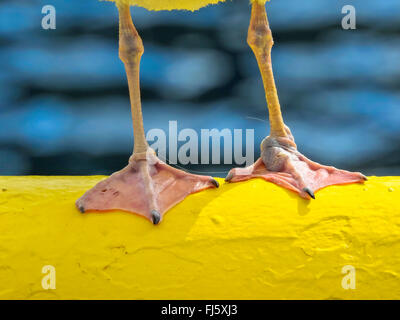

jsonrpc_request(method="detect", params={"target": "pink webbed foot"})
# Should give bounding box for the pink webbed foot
[76,150,218,224]
[225,128,366,199]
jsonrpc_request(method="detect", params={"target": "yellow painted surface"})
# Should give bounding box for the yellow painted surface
[0,176,399,300]
[102,0,269,12]
[103,0,226,11]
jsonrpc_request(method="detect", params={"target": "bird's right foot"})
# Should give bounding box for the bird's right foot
[76,149,218,224]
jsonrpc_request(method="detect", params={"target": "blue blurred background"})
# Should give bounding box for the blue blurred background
[0,0,399,177]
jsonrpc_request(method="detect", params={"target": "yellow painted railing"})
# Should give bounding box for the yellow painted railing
[0,176,399,299]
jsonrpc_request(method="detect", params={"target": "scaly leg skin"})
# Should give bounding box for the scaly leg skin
[225,1,366,200]
[76,3,218,224]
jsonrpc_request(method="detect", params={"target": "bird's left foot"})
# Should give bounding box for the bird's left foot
[225,127,366,199]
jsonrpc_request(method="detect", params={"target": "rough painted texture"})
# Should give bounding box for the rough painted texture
[101,0,269,12]
[102,0,226,11]
[0,176,399,299]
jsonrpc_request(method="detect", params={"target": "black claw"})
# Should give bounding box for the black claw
[303,187,315,199]
[225,172,233,182]
[210,178,219,188]
[78,205,85,213]
[151,210,161,225]
[361,174,368,181]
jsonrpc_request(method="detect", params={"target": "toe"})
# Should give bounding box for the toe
[210,178,219,188]
[151,210,161,225]
[302,187,315,199]
[225,171,233,182]
[77,204,85,213]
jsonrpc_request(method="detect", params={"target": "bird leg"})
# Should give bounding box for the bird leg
[225,1,366,199]
[76,3,218,224]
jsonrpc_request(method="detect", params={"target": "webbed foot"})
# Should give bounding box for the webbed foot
[226,127,365,199]
[76,149,218,224]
